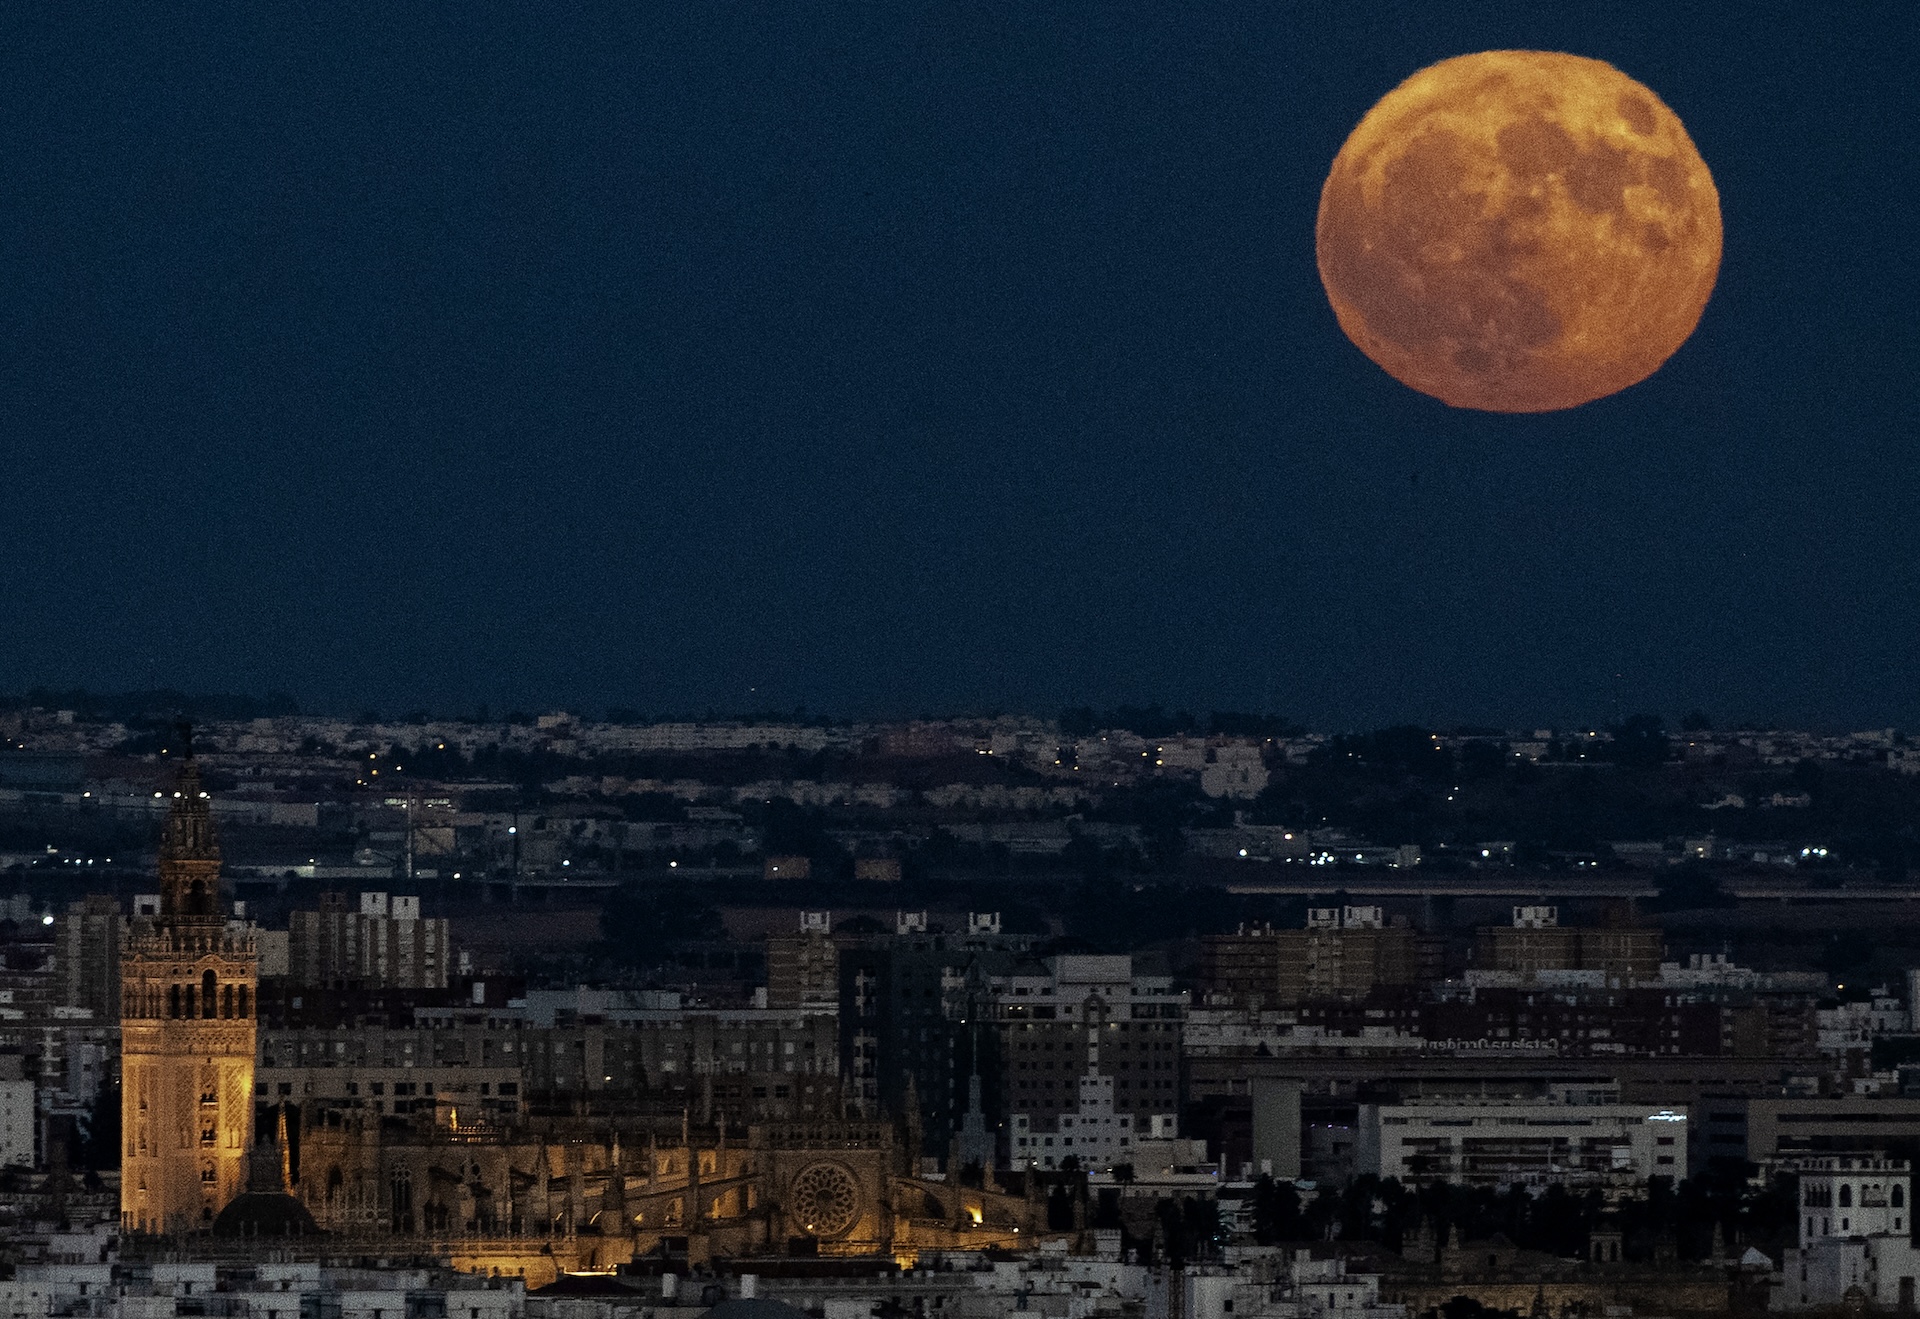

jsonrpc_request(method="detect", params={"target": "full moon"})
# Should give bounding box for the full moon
[1316,51,1721,412]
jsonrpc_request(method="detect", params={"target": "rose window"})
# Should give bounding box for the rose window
[788,1161,860,1238]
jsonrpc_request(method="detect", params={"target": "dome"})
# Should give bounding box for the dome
[210,1191,321,1238]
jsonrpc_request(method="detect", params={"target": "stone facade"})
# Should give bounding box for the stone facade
[120,759,259,1234]
[283,1111,1040,1272]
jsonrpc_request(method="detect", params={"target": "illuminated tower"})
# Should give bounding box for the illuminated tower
[120,753,257,1234]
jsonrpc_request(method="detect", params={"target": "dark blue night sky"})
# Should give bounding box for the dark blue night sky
[1,2,1913,728]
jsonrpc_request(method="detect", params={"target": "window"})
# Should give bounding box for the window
[203,970,218,1018]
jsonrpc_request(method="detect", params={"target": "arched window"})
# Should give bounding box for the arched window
[222,984,234,1018]
[202,970,218,1019]
[188,879,206,913]
[238,985,249,1018]
[391,1168,414,1233]
[184,984,196,1018]
[169,984,182,1018]
[1840,1184,1853,1208]
[1895,1184,1906,1208]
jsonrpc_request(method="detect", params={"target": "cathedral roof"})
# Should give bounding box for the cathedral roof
[210,1191,321,1239]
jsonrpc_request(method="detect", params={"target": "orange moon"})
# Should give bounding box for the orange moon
[1316,51,1721,412]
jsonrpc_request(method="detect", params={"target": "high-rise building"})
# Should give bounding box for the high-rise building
[835,914,1032,1159]
[120,756,258,1234]
[1474,905,1661,984]
[765,913,840,1010]
[57,894,122,1019]
[286,891,449,990]
[1200,908,1434,1008]
[992,954,1187,1170]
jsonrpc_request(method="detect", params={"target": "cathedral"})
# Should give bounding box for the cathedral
[282,1108,1042,1274]
[115,756,1047,1268]
[120,754,259,1234]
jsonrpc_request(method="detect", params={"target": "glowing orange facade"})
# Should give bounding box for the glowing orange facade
[120,759,258,1234]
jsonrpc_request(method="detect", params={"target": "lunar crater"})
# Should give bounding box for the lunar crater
[1317,50,1721,412]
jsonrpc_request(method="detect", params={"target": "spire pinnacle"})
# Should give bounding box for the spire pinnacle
[158,750,222,920]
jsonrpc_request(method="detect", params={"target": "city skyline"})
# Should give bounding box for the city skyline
[5,0,1920,1305]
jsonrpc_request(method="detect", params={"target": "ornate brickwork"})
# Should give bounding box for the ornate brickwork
[121,757,258,1234]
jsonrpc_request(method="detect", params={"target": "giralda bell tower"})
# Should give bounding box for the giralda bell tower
[120,746,258,1234]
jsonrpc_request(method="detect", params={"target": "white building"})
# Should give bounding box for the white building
[0,1281,52,1319]
[1817,994,1907,1056]
[1777,1236,1920,1312]
[0,1078,34,1167]
[1777,1160,1920,1312]
[1793,1154,1911,1243]
[1009,1073,1147,1171]
[1148,1252,1405,1319]
[1356,1099,1687,1189]
[995,955,1186,1171]
[1201,745,1270,800]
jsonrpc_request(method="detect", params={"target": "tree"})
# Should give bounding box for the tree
[1608,714,1670,768]
[1430,1299,1519,1319]
[1251,1176,1304,1244]
[1047,1182,1076,1230]
[1207,712,1302,738]
[77,1085,120,1172]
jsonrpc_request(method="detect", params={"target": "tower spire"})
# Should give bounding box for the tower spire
[158,729,222,920]
[121,722,259,1236]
